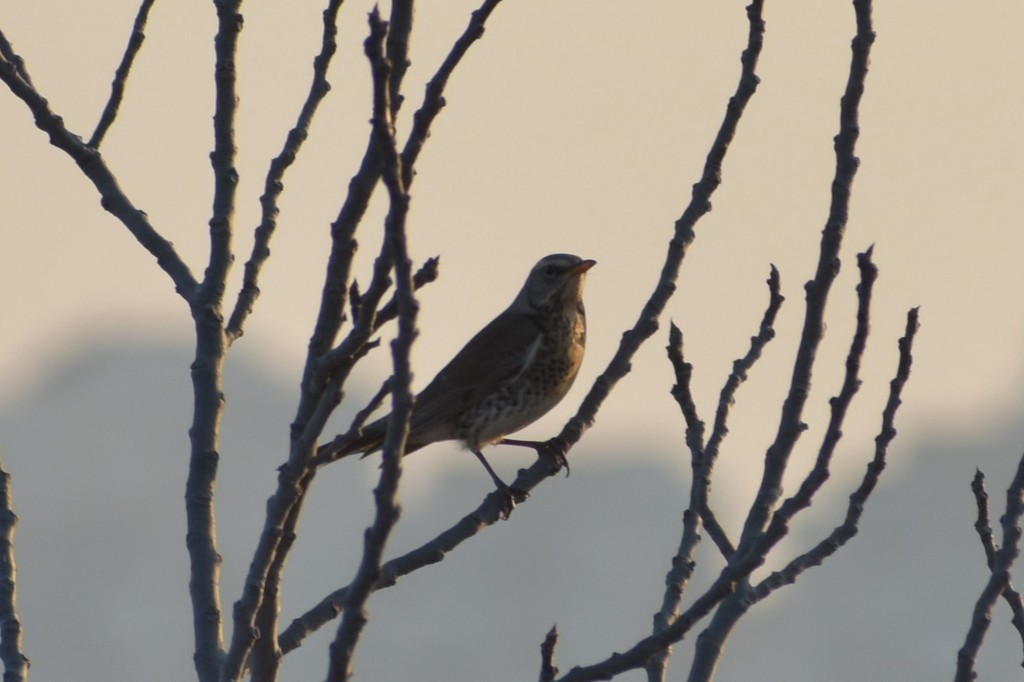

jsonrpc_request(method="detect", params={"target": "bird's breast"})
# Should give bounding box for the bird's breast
[457,308,586,450]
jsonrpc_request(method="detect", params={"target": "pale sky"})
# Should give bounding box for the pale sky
[2,1,1024,679]
[3,2,1022,486]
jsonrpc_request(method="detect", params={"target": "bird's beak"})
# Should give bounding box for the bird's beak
[569,259,597,275]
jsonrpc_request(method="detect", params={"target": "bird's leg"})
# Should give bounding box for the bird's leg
[472,449,528,518]
[499,437,571,477]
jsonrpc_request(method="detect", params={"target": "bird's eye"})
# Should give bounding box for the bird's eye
[543,264,560,278]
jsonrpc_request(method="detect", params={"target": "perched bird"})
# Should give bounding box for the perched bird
[318,253,595,507]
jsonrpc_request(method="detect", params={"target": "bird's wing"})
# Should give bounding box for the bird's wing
[409,310,542,430]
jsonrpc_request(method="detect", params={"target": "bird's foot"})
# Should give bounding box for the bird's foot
[500,437,571,477]
[495,482,530,520]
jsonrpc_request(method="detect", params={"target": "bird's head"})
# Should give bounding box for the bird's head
[514,253,596,312]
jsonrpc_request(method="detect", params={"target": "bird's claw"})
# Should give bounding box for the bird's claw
[495,483,530,519]
[539,438,571,477]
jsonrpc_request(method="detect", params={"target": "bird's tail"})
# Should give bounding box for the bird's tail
[316,425,385,465]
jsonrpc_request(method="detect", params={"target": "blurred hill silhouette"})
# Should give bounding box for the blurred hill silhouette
[2,337,1022,680]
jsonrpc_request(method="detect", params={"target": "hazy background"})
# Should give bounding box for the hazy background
[1,1,1022,680]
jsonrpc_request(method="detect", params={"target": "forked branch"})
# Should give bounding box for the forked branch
[957,461,1024,679]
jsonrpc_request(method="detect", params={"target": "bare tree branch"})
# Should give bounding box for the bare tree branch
[2,11,241,682]
[278,470,528,653]
[220,353,376,681]
[292,0,465,449]
[0,452,29,682]
[0,4,929,681]
[249,478,312,682]
[256,3,515,656]
[973,471,1024,657]
[185,1,245,678]
[957,451,1024,681]
[225,0,463,669]
[226,0,345,343]
[280,0,767,655]
[89,0,157,148]
[650,0,877,676]
[756,246,879,549]
[327,11,416,679]
[738,0,876,551]
[0,30,198,299]
[702,264,784,558]
[400,0,503,188]
[276,0,770,657]
[751,303,920,602]
[648,268,782,681]
[556,556,758,682]
[544,299,921,679]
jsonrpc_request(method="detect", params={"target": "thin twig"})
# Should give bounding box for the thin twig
[548,0,766,468]
[226,0,345,342]
[667,323,706,467]
[665,324,735,552]
[956,451,1024,681]
[400,0,504,188]
[540,625,560,682]
[385,0,413,117]
[973,471,998,562]
[0,29,33,86]
[648,328,709,682]
[0,452,29,682]
[89,0,157,147]
[704,265,784,489]
[374,256,441,329]
[327,11,416,678]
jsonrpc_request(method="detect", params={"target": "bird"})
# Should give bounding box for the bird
[317,253,595,510]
